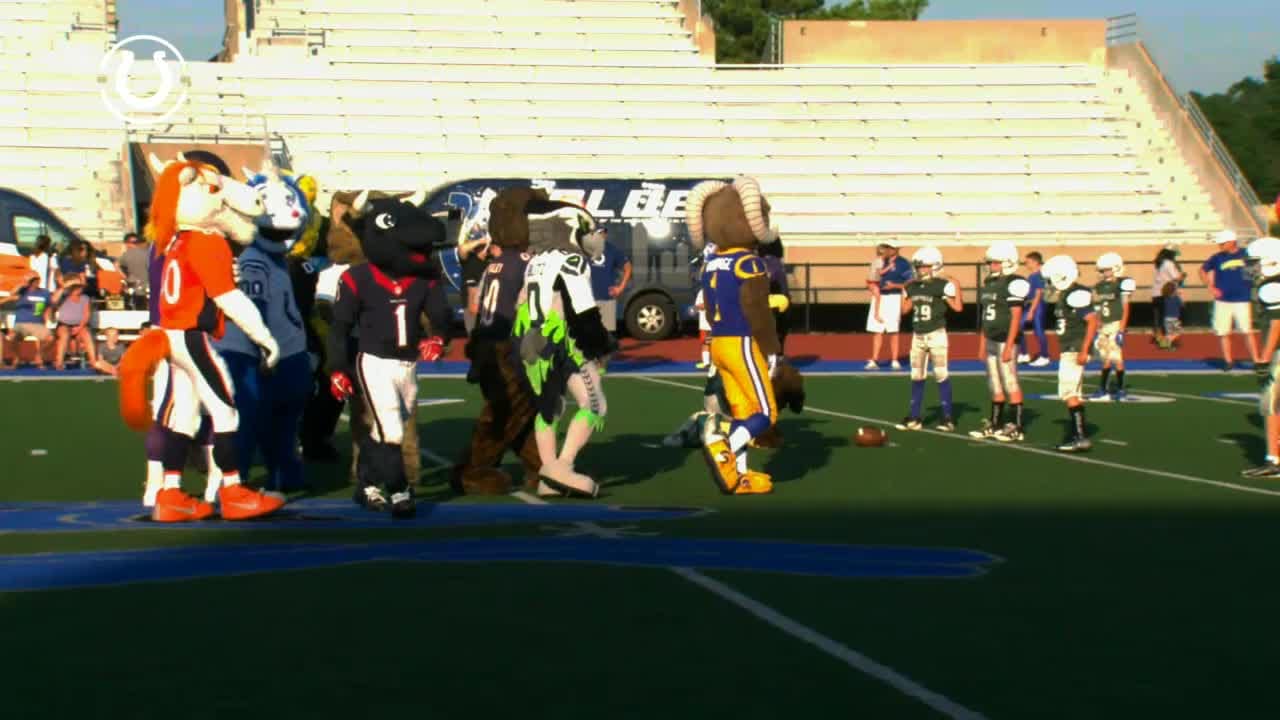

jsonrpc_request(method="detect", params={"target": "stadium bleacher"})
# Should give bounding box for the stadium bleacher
[0,0,1252,262]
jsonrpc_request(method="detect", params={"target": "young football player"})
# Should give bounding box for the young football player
[1044,255,1099,452]
[1090,252,1136,402]
[1243,237,1280,477]
[896,246,962,431]
[971,241,1030,441]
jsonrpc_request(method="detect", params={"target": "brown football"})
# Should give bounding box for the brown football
[854,427,889,447]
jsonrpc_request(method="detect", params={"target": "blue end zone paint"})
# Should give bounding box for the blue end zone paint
[0,500,706,534]
[0,538,1002,592]
[0,358,1259,380]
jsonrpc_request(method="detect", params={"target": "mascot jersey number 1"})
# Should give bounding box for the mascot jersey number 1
[118,153,287,522]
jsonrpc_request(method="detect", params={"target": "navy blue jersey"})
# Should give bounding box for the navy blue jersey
[327,263,451,374]
[473,250,531,342]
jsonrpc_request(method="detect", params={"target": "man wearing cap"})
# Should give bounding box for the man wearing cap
[1200,230,1258,369]
[865,241,913,370]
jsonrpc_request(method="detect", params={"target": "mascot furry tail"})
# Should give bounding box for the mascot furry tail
[119,330,170,431]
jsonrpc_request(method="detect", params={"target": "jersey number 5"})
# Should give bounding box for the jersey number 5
[983,304,997,322]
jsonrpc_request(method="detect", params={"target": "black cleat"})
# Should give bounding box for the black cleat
[1241,463,1280,478]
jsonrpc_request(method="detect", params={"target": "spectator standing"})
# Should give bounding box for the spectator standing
[117,232,150,309]
[589,231,631,339]
[2,273,54,368]
[459,234,491,335]
[52,274,95,370]
[1153,244,1185,349]
[93,327,125,376]
[865,241,913,370]
[1199,230,1258,368]
[28,234,57,291]
[1017,252,1051,366]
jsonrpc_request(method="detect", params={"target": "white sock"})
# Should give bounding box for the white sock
[701,349,710,364]
[728,426,752,454]
[221,472,240,487]
[144,461,163,506]
[736,449,748,473]
[162,472,181,490]
[203,446,223,499]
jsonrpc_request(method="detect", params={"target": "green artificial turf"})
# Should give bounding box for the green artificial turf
[2,371,1279,718]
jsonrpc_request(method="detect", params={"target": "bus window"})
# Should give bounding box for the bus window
[13,215,73,254]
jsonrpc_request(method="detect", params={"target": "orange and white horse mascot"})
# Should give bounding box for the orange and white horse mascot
[118,153,286,522]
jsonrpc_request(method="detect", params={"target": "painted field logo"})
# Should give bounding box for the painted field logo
[98,35,189,126]
[0,500,1001,591]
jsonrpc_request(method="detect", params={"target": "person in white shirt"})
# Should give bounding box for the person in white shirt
[27,235,57,291]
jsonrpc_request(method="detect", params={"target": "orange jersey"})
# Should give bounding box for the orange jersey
[158,230,236,337]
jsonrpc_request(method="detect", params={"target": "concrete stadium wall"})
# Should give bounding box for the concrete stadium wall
[1107,42,1265,239]
[781,20,1107,66]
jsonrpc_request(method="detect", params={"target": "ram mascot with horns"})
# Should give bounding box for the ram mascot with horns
[119,152,287,521]
[686,177,804,495]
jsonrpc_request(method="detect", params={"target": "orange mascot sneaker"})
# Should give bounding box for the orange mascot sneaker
[218,484,286,520]
[152,488,215,523]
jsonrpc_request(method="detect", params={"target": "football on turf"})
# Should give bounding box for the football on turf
[854,427,888,447]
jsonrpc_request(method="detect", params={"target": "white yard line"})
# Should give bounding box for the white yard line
[1020,376,1255,406]
[509,491,985,718]
[630,376,1280,499]
[1099,439,1129,447]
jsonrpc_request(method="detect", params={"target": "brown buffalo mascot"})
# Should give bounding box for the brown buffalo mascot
[449,187,548,494]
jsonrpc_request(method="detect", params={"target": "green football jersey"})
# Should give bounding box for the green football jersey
[1055,283,1096,352]
[978,273,1031,341]
[906,276,955,334]
[1093,276,1136,323]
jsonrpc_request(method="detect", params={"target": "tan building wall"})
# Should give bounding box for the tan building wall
[676,0,716,61]
[781,20,1107,66]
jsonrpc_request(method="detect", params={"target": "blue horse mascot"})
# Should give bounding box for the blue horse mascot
[214,159,314,492]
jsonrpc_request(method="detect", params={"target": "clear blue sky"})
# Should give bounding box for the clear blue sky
[118,0,1276,94]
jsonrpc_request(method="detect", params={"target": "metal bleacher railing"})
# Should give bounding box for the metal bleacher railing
[1108,12,1268,233]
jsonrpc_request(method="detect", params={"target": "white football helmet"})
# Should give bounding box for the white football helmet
[912,245,944,276]
[985,241,1019,275]
[1096,252,1124,278]
[1044,255,1080,291]
[1247,237,1280,278]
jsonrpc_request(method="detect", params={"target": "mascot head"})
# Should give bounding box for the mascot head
[341,188,444,277]
[146,152,263,248]
[242,158,310,254]
[686,176,777,253]
[485,186,603,259]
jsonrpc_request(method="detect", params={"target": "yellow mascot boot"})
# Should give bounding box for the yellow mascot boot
[700,414,740,494]
[734,470,774,495]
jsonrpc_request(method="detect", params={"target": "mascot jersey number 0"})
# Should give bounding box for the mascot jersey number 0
[118,153,287,522]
